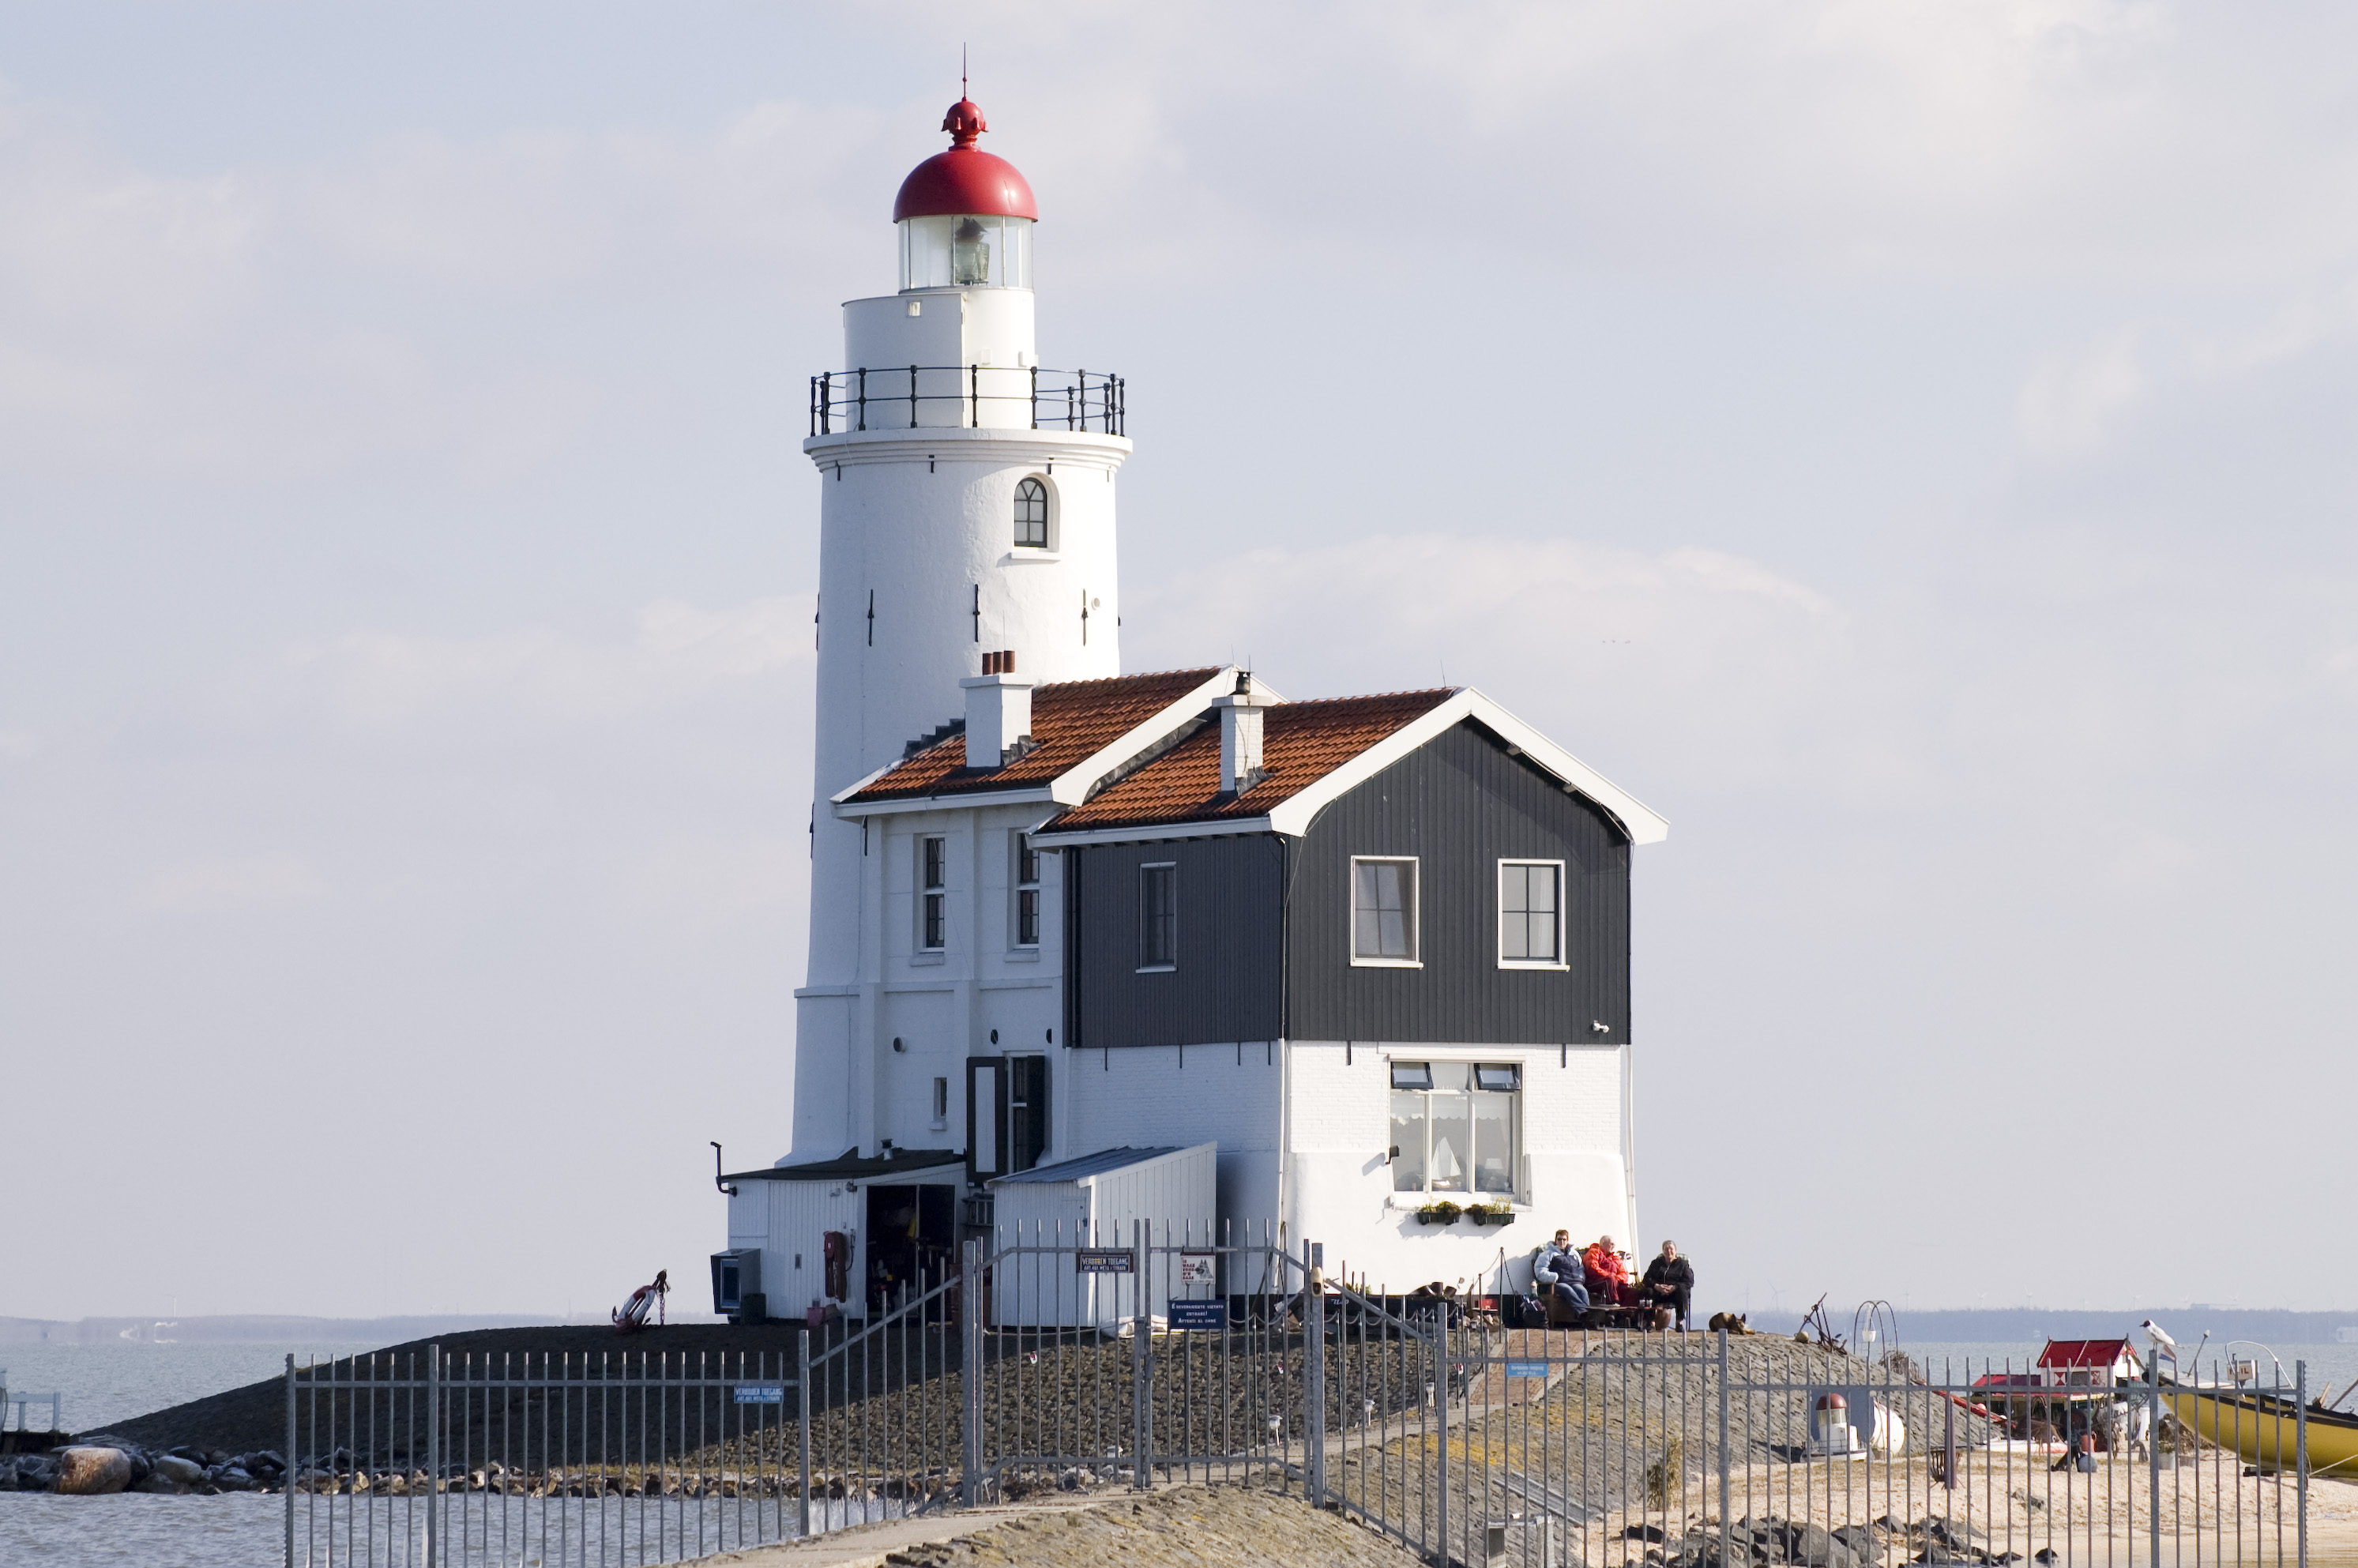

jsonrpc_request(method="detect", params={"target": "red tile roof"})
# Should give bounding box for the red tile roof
[1044,688,1457,834]
[2038,1339,2138,1369]
[844,668,1220,803]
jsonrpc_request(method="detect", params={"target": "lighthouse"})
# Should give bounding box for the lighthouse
[792,97,1130,1162]
[720,91,1665,1330]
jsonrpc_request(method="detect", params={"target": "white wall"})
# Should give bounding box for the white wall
[1061,1043,1283,1231]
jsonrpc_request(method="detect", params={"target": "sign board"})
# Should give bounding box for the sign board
[1177,1253,1218,1288]
[732,1384,785,1405]
[1504,1360,1551,1380]
[1170,1301,1228,1331]
[1076,1248,1134,1275]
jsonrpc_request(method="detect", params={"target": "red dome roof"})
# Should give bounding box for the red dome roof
[892,98,1039,222]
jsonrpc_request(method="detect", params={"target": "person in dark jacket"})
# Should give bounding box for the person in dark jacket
[1534,1230,1590,1315]
[1640,1240,1695,1329]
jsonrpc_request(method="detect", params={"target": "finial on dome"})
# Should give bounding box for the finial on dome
[942,96,987,149]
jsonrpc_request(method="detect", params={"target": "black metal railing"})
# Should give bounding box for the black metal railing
[808,366,1125,438]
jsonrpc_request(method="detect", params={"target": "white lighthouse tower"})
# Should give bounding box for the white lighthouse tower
[792,96,1130,1161]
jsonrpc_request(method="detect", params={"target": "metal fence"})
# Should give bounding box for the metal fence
[285,1239,2319,1567]
[808,365,1126,435]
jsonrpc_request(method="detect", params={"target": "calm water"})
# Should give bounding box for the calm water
[2,1341,378,1435]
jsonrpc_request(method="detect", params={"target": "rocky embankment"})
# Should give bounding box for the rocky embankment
[1628,1512,2063,1568]
[0,1435,288,1495]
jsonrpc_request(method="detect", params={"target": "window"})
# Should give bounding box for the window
[1351,857,1419,964]
[1007,1055,1048,1172]
[1014,477,1049,548]
[1014,835,1041,948]
[918,834,947,952]
[1138,862,1176,970]
[931,1076,950,1130]
[1390,1061,1519,1196]
[1498,860,1564,967]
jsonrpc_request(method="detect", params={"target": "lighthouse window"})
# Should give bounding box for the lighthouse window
[1351,857,1420,965]
[1014,834,1042,948]
[1390,1061,1519,1197]
[1138,863,1176,971]
[919,835,947,953]
[1498,860,1565,967]
[1014,478,1049,548]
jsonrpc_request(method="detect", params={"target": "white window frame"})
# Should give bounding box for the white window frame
[916,833,948,955]
[1386,1058,1522,1198]
[1349,855,1421,968]
[1496,859,1568,971]
[1012,832,1042,950]
[1137,861,1177,972]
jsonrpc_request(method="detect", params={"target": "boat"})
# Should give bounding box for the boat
[2161,1384,2358,1477]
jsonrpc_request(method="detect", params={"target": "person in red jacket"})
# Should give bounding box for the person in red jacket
[1582,1235,1634,1307]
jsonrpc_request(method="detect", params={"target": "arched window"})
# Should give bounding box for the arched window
[1014,477,1049,548]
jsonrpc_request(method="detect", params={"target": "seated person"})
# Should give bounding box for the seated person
[1533,1230,1590,1315]
[1583,1235,1636,1307]
[1640,1240,1695,1329]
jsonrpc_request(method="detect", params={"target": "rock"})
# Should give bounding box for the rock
[1833,1525,1880,1566]
[212,1466,256,1491]
[55,1446,135,1495]
[1628,1525,1671,1542]
[152,1453,205,1487]
[131,1472,184,1495]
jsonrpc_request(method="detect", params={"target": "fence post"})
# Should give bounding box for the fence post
[797,1329,812,1538]
[2146,1356,2161,1568]
[2297,1360,2310,1568]
[1132,1217,1152,1491]
[283,1355,295,1568]
[424,1344,441,1568]
[1718,1328,1732,1561]
[1433,1314,1448,1563]
[1304,1240,1325,1507]
[961,1239,982,1508]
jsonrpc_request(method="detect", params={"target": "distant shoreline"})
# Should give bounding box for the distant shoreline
[0,1313,727,1345]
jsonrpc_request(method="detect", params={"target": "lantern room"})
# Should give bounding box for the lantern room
[893,96,1039,291]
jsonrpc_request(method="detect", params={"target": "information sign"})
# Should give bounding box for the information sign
[1504,1360,1551,1381]
[1075,1248,1134,1274]
[1177,1253,1218,1288]
[1169,1301,1228,1331]
[732,1384,786,1405]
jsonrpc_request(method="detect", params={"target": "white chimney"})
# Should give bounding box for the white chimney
[960,653,1032,769]
[1213,671,1272,794]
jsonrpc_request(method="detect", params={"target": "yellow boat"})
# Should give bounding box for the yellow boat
[2163,1384,2358,1477]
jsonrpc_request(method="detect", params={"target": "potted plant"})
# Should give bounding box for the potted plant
[1414,1201,1462,1226]
[1465,1203,1516,1228]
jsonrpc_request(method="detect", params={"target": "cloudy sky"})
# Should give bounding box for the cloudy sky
[4,2,2353,1322]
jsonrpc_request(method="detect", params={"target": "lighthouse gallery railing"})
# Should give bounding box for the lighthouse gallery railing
[808,365,1125,437]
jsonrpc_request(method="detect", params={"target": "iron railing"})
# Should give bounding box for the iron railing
[807,366,1125,437]
[276,1239,2319,1567]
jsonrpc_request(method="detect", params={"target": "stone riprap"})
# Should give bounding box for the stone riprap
[0,1435,285,1495]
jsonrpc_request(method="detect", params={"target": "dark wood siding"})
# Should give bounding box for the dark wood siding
[1062,835,1285,1050]
[1283,720,1630,1045]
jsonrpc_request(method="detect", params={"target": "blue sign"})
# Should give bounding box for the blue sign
[1504,1360,1551,1380]
[1170,1301,1228,1331]
[732,1384,785,1405]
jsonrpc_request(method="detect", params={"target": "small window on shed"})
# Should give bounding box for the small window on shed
[1014,477,1049,548]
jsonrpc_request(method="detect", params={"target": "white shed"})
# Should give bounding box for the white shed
[988,1144,1217,1330]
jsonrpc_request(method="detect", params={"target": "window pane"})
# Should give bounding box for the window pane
[1390,1061,1432,1091]
[1017,887,1039,946]
[1473,1090,1515,1194]
[1430,1062,1470,1092]
[923,836,945,890]
[1017,839,1039,886]
[1389,1091,1427,1193]
[1427,1092,1471,1192]
[1530,866,1558,961]
[923,891,945,949]
[1502,867,1530,960]
[1501,864,1529,916]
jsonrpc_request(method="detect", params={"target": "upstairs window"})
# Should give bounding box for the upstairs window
[1007,1055,1048,1172]
[1390,1061,1519,1196]
[1499,860,1565,967]
[1014,834,1042,948]
[918,834,947,952]
[1351,857,1420,965]
[1014,477,1049,548]
[1138,862,1176,970]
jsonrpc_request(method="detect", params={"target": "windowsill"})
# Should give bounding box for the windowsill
[1135,964,1176,975]
[1385,1193,1528,1211]
[1004,946,1042,963]
[1498,961,1570,972]
[1351,957,1423,969]
[910,951,947,966]
[1002,549,1062,565]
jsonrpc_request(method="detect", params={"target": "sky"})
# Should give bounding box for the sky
[2,2,2354,1323]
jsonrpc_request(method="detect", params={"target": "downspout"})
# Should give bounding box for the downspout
[1275,833,1291,1253]
[1621,1041,1639,1257]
